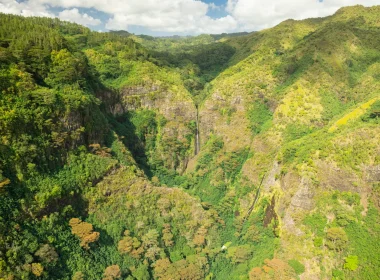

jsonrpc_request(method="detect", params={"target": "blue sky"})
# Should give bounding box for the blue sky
[203,0,229,18]
[1,0,380,36]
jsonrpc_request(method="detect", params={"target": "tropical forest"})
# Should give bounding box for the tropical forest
[0,4,380,280]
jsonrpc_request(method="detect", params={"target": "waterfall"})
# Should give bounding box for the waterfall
[195,105,200,155]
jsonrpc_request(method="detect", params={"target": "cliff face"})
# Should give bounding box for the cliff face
[199,89,252,152]
[118,83,197,172]
[120,84,196,121]
[87,49,199,172]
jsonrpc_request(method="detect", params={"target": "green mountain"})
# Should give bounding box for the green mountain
[0,5,379,280]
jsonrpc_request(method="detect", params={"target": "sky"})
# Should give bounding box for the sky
[1,0,380,36]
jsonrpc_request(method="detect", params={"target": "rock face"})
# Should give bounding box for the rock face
[263,161,281,192]
[121,84,196,121]
[61,104,108,148]
[290,179,315,210]
[96,90,126,116]
[119,83,197,172]
[317,161,359,192]
[95,81,198,173]
[199,90,252,152]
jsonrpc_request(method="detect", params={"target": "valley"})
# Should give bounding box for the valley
[0,5,380,279]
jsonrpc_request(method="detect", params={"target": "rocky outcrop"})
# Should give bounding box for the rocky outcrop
[96,90,126,116]
[117,83,197,172]
[317,161,359,192]
[199,90,252,152]
[121,84,196,122]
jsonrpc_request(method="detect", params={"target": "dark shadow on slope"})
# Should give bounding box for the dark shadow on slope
[107,114,154,178]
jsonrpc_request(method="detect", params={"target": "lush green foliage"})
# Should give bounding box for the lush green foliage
[247,102,273,135]
[1,6,380,280]
[288,259,305,275]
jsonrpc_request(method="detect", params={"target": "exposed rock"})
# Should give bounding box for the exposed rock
[121,84,196,122]
[290,179,315,210]
[363,164,380,183]
[317,161,359,192]
[280,174,314,235]
[95,90,126,116]
[282,211,303,236]
[263,161,281,192]
[263,196,278,228]
[199,90,251,152]
[280,171,300,192]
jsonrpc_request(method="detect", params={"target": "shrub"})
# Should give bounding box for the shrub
[362,100,380,123]
[344,255,358,271]
[326,227,348,251]
[288,259,305,275]
[332,269,345,280]
[247,102,273,135]
[303,213,326,237]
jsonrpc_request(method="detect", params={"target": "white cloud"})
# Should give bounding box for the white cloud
[1,0,380,34]
[227,0,380,30]
[106,12,237,34]
[29,0,238,33]
[58,8,101,26]
[0,0,54,17]
[0,0,101,27]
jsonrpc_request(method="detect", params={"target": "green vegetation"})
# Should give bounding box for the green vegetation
[288,259,305,275]
[247,102,273,135]
[1,5,380,280]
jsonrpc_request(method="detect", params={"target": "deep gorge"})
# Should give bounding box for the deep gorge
[1,6,380,279]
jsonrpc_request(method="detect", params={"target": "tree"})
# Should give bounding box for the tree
[243,225,261,242]
[178,263,204,280]
[145,246,161,261]
[267,259,297,279]
[249,267,265,280]
[153,258,206,280]
[118,230,134,254]
[34,244,58,263]
[45,49,86,87]
[72,271,85,280]
[249,259,298,279]
[288,259,305,275]
[162,224,174,247]
[326,227,348,252]
[132,264,150,280]
[69,218,100,249]
[227,245,252,264]
[118,230,144,259]
[31,263,44,277]
[332,269,345,279]
[193,226,207,247]
[142,229,159,248]
[103,265,121,280]
[153,258,173,280]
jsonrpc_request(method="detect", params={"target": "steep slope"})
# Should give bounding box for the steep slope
[0,13,245,280]
[193,5,380,279]
[0,5,380,280]
[0,14,201,279]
